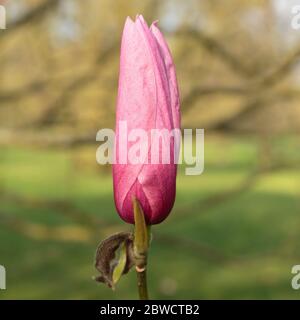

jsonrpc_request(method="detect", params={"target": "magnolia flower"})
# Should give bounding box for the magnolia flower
[113,15,181,225]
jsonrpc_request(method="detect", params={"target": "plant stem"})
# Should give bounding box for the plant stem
[133,198,150,300]
[136,266,149,300]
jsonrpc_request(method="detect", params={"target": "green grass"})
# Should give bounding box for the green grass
[0,135,300,299]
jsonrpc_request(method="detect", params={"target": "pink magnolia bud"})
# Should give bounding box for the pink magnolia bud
[113,15,181,225]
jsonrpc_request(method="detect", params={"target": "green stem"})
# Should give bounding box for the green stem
[133,198,150,300]
[136,266,149,300]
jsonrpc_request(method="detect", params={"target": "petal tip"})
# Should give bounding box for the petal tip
[125,16,134,25]
[151,20,159,29]
[135,14,149,27]
[123,16,136,35]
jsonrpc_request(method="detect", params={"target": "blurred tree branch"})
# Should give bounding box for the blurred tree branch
[25,42,119,128]
[0,2,299,150]
[182,40,300,130]
[0,79,50,103]
[0,210,94,243]
[182,86,247,110]
[257,45,300,88]
[0,129,97,148]
[176,28,255,78]
[3,0,61,38]
[1,156,298,260]
[0,190,106,228]
[173,154,300,221]
[0,209,230,262]
[213,88,300,131]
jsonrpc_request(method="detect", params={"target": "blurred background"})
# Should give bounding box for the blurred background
[0,0,300,299]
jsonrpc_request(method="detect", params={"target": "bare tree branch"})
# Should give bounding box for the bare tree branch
[155,233,229,262]
[176,28,254,78]
[257,46,300,88]
[213,89,300,132]
[29,42,119,128]
[0,209,231,262]
[3,0,61,38]
[182,86,247,112]
[0,129,97,148]
[0,79,50,103]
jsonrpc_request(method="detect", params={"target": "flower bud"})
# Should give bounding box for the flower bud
[113,15,181,225]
